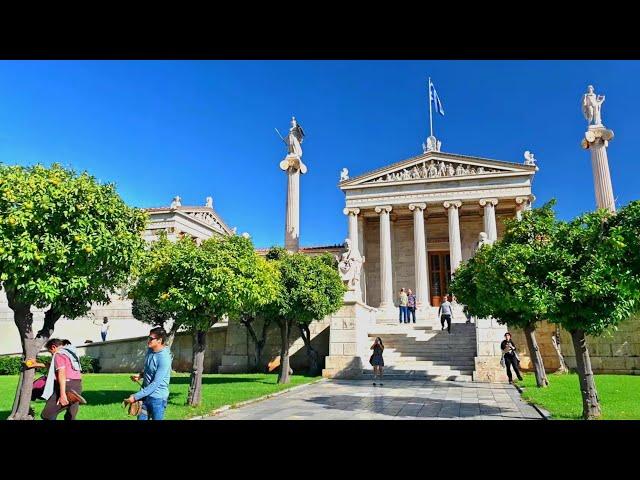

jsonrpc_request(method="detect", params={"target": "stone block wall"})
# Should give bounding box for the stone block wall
[509,315,640,375]
[509,321,561,372]
[323,301,377,379]
[74,325,228,373]
[218,316,331,374]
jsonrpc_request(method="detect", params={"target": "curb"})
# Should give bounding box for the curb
[189,377,326,420]
[513,383,551,420]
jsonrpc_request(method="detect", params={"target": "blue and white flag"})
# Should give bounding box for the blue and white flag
[429,79,445,116]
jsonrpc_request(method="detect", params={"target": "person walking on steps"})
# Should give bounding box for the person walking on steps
[438,294,453,334]
[500,332,523,384]
[369,337,385,386]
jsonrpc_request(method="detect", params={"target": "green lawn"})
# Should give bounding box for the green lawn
[0,373,319,420]
[519,373,640,420]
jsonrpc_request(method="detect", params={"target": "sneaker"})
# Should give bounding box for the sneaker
[373,382,377,386]
[508,380,513,384]
[380,383,383,386]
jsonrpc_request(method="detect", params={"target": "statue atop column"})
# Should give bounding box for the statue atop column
[580,85,616,213]
[279,116,307,174]
[287,116,305,158]
[170,195,181,209]
[582,85,606,127]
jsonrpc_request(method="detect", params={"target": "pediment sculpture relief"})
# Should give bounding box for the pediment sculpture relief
[369,160,502,184]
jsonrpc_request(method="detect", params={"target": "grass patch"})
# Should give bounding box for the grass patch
[519,372,640,420]
[0,373,319,420]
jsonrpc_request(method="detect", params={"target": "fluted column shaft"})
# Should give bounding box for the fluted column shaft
[375,205,394,309]
[591,140,616,213]
[480,198,498,243]
[343,208,360,248]
[409,203,429,309]
[284,168,300,251]
[444,201,463,273]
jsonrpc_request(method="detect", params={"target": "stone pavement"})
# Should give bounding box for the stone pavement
[203,378,544,420]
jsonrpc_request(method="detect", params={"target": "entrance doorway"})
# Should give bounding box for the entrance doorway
[429,252,451,307]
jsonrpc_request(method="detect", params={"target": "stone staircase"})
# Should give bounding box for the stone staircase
[363,306,477,381]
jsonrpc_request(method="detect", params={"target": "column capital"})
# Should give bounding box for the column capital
[408,203,427,212]
[343,207,361,216]
[443,200,462,210]
[479,198,498,207]
[374,205,393,214]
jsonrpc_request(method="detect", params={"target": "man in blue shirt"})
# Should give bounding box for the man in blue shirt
[124,326,172,420]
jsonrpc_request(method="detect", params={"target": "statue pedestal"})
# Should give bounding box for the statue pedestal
[472,317,509,382]
[322,300,377,379]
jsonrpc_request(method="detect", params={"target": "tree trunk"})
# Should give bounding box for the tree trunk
[551,326,569,374]
[570,328,602,419]
[165,321,180,349]
[187,329,207,406]
[241,317,269,373]
[298,323,320,376]
[523,324,548,387]
[277,320,291,384]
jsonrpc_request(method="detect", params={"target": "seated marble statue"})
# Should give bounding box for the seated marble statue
[337,238,364,288]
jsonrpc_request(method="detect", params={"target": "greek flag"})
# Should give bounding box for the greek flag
[429,79,445,116]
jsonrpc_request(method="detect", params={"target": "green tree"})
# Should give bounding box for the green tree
[0,163,147,419]
[131,296,181,347]
[451,203,563,387]
[236,256,281,372]
[132,234,275,406]
[548,202,640,419]
[267,250,345,383]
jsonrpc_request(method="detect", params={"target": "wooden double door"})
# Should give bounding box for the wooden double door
[429,251,451,307]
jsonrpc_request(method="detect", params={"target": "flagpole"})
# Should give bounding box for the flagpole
[428,77,434,138]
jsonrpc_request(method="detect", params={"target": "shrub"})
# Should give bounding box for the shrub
[0,354,100,374]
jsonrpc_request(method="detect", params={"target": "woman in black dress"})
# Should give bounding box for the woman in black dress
[370,337,385,386]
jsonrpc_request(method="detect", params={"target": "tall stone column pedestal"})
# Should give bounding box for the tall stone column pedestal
[322,300,377,379]
[473,317,509,382]
[582,126,615,213]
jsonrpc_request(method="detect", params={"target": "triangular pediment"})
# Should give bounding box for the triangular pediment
[340,151,537,188]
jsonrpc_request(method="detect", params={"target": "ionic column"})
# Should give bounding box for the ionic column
[375,205,394,309]
[343,207,360,249]
[357,214,366,304]
[582,129,616,213]
[409,203,429,309]
[280,154,307,252]
[515,196,532,221]
[479,198,498,243]
[444,201,463,272]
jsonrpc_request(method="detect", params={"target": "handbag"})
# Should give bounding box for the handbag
[500,354,505,368]
[124,379,144,417]
[369,354,375,366]
[123,399,143,416]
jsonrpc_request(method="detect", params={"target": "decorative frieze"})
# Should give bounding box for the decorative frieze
[367,160,503,184]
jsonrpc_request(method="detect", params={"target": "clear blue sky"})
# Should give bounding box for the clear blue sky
[1,60,638,248]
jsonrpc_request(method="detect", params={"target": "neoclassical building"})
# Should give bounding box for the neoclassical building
[339,147,537,314]
[0,197,233,354]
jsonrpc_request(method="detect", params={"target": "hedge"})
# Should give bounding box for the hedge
[0,354,101,375]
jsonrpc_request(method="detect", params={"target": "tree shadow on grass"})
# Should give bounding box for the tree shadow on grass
[170,375,317,386]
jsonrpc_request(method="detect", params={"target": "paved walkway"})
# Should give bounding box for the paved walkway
[204,379,543,420]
